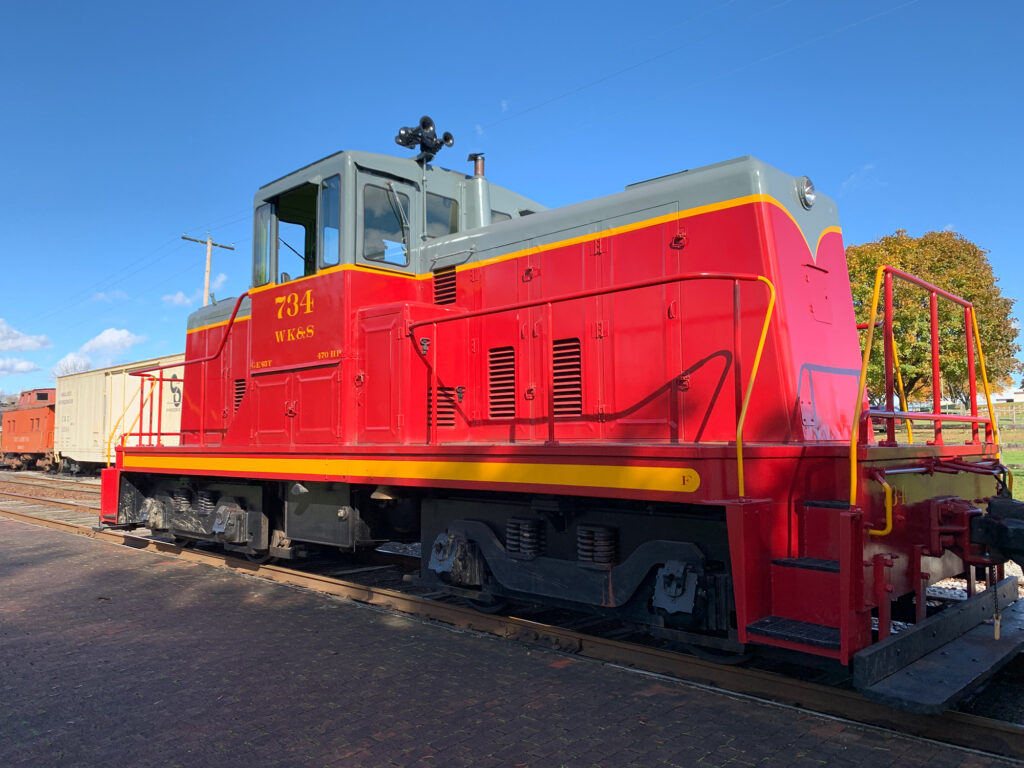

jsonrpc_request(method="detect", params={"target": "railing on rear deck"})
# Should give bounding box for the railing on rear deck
[850,265,1001,530]
[408,271,777,498]
[113,291,251,460]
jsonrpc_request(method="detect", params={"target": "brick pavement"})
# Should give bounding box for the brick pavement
[0,517,1016,768]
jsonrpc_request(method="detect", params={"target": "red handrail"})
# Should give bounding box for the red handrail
[122,291,250,448]
[850,265,999,513]
[410,270,777,497]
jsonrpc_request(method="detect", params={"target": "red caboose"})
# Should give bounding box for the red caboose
[102,120,1024,712]
[1,388,56,470]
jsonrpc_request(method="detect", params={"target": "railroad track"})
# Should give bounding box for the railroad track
[0,472,101,503]
[0,499,1022,761]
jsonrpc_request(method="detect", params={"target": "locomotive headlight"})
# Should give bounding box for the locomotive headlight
[796,176,816,210]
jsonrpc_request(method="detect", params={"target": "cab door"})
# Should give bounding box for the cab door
[250,176,345,445]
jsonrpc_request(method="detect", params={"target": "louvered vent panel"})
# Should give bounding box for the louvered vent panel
[427,386,457,428]
[433,266,457,305]
[552,338,583,417]
[233,379,247,413]
[488,346,516,419]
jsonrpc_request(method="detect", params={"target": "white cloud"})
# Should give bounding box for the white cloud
[0,357,41,377]
[942,223,956,232]
[500,99,508,112]
[162,290,193,306]
[0,318,51,352]
[163,276,226,306]
[475,123,484,136]
[80,328,146,354]
[839,162,881,196]
[91,290,129,303]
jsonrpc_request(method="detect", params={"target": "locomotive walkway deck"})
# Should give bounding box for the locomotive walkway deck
[0,518,1016,768]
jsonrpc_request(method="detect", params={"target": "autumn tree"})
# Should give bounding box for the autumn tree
[846,230,1019,408]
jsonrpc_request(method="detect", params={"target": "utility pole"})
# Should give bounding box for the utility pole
[181,233,235,306]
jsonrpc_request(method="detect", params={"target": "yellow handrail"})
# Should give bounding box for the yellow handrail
[736,276,777,497]
[891,330,913,444]
[868,471,893,536]
[106,378,157,466]
[849,267,886,506]
[971,309,1001,456]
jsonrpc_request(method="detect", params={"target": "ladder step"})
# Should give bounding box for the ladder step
[772,557,839,573]
[747,616,841,650]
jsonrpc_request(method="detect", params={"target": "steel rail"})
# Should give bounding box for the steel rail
[0,506,1020,759]
[0,491,100,512]
[0,476,101,496]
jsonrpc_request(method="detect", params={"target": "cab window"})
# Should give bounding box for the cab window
[319,175,341,267]
[275,183,318,280]
[253,204,273,287]
[363,184,411,266]
[426,193,459,238]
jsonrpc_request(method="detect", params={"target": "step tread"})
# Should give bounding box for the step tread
[802,500,851,510]
[772,557,840,573]
[747,616,840,650]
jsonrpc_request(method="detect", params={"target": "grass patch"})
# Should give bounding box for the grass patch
[1000,449,1024,469]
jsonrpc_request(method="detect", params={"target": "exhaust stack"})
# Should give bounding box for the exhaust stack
[466,153,492,230]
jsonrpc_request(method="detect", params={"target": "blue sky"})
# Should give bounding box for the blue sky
[1,0,1021,391]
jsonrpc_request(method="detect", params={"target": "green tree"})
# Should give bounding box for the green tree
[846,230,1019,408]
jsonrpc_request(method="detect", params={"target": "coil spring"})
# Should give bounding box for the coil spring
[506,518,542,557]
[197,490,216,516]
[577,525,616,564]
[172,488,192,513]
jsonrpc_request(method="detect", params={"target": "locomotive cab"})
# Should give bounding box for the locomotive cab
[248,150,544,288]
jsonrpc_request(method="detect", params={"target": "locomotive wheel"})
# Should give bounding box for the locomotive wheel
[467,594,509,614]
[244,550,275,565]
[171,536,196,549]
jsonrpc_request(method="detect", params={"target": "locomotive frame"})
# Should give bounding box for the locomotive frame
[101,119,1024,712]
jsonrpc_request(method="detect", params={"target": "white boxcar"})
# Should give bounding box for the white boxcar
[56,353,185,470]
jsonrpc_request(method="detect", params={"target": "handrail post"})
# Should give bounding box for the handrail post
[200,361,207,446]
[970,310,999,448]
[733,280,743,427]
[882,272,895,445]
[547,302,555,445]
[137,376,145,449]
[157,375,165,447]
[430,322,438,446]
[965,306,979,444]
[147,377,156,446]
[929,292,942,445]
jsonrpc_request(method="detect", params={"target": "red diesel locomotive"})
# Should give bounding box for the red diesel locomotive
[102,118,1024,712]
[1,388,56,470]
